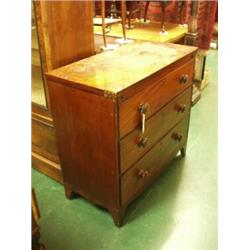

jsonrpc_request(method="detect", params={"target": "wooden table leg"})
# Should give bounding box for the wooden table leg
[179,0,186,25]
[160,1,166,33]
[144,1,150,22]
[101,0,107,48]
[121,0,127,41]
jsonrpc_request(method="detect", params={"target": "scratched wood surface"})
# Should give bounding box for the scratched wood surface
[46,41,197,93]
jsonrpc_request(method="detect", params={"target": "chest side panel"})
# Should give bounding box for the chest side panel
[47,80,119,209]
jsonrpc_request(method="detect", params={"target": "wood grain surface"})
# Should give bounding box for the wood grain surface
[120,87,192,173]
[46,42,197,93]
[119,59,194,137]
[32,0,95,183]
[48,80,120,211]
[46,41,197,226]
[121,116,189,206]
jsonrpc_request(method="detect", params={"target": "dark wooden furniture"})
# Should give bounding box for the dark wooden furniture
[125,1,141,29]
[95,1,141,29]
[32,1,95,183]
[32,189,45,250]
[100,0,127,48]
[46,41,197,226]
[144,1,187,34]
[184,1,202,104]
[144,1,172,33]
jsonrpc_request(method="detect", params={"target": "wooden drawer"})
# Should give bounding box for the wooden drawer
[119,59,194,138]
[120,87,192,174]
[32,118,59,163]
[121,116,189,206]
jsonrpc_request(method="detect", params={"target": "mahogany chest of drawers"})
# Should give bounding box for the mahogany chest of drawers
[46,41,197,226]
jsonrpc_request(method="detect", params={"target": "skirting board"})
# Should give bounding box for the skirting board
[32,152,63,184]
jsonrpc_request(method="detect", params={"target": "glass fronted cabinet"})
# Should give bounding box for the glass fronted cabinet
[32,5,47,107]
[31,0,95,183]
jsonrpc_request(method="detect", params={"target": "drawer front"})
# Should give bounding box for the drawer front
[119,59,194,138]
[121,116,189,206]
[120,87,192,174]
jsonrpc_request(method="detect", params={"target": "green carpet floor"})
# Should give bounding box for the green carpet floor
[32,49,218,250]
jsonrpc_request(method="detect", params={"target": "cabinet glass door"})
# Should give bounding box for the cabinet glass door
[32,5,47,107]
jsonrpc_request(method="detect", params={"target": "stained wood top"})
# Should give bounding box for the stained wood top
[46,41,197,93]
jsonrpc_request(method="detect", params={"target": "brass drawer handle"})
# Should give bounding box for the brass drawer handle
[137,169,149,179]
[138,103,149,134]
[179,74,189,84]
[172,132,183,142]
[137,136,149,148]
[177,104,186,113]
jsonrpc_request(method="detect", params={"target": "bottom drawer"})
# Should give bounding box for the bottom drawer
[121,116,189,206]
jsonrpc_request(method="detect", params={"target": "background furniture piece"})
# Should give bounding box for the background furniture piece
[46,41,197,226]
[32,6,46,107]
[108,0,142,29]
[144,0,187,33]
[125,0,141,29]
[94,0,136,49]
[32,189,45,250]
[93,1,189,45]
[184,1,201,105]
[142,0,190,27]
[101,0,127,48]
[95,1,141,29]
[144,0,171,33]
[185,0,217,104]
[32,1,95,183]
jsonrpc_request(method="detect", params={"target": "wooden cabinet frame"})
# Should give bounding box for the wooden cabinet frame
[32,0,95,182]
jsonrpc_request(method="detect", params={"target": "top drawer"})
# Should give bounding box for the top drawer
[119,59,194,138]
